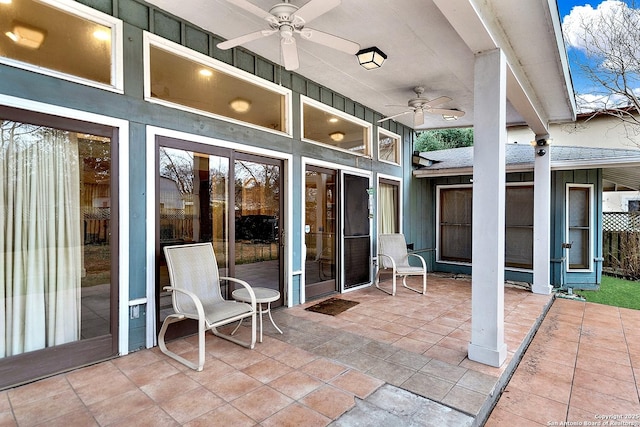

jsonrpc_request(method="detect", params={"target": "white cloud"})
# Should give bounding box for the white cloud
[563,1,638,51]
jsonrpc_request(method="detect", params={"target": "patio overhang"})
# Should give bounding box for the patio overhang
[145,0,576,132]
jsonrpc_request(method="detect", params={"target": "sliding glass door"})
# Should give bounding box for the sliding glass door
[156,137,283,337]
[0,107,118,389]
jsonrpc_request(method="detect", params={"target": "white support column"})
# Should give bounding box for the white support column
[468,48,508,368]
[532,139,553,294]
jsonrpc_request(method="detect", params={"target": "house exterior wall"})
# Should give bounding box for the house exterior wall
[551,169,603,290]
[0,0,409,363]
[508,115,640,150]
[423,169,602,289]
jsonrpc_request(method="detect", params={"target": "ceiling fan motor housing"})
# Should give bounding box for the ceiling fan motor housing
[269,3,299,23]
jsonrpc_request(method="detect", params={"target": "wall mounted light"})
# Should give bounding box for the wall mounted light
[531,137,550,156]
[229,98,251,113]
[329,131,345,142]
[356,47,387,70]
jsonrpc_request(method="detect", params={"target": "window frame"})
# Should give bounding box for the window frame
[0,0,124,92]
[565,183,594,272]
[143,32,293,137]
[377,128,401,166]
[300,96,372,157]
[436,182,535,271]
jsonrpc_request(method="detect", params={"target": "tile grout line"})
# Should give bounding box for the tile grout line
[619,308,640,407]
[564,301,586,423]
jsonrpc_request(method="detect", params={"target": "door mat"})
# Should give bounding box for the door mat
[305,298,359,316]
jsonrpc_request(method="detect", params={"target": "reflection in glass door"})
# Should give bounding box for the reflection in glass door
[233,155,283,304]
[304,166,337,300]
[157,145,230,326]
[0,112,117,389]
[156,140,284,337]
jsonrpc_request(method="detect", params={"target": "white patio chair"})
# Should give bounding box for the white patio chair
[375,233,427,296]
[159,242,256,371]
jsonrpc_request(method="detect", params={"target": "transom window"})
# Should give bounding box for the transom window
[146,34,290,135]
[0,0,123,90]
[378,129,401,165]
[302,97,371,156]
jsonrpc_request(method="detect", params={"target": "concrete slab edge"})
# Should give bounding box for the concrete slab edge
[471,293,557,427]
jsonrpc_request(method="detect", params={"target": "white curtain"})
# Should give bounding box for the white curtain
[1,122,81,358]
[379,183,397,234]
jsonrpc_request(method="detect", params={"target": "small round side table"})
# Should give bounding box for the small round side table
[231,287,283,343]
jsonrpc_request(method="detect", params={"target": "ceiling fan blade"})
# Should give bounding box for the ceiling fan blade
[223,0,273,20]
[427,108,466,117]
[298,28,360,54]
[424,96,452,108]
[217,29,276,50]
[294,0,341,24]
[377,110,411,122]
[281,37,300,70]
[414,109,425,127]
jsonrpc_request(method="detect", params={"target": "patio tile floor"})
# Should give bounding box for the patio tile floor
[1,274,638,426]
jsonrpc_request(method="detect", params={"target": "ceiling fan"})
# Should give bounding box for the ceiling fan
[217,0,360,71]
[378,86,465,127]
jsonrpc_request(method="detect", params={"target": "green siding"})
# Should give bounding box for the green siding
[2,0,412,353]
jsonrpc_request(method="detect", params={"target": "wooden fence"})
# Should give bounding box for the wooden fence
[603,212,640,277]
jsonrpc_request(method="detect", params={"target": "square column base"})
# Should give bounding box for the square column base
[468,342,507,367]
[532,283,553,295]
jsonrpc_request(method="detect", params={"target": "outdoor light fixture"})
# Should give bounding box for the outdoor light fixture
[356,47,387,70]
[329,131,345,142]
[229,98,251,113]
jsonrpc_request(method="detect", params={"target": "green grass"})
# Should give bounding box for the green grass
[578,275,640,310]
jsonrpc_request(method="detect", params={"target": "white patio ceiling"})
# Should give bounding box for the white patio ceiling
[144,0,576,133]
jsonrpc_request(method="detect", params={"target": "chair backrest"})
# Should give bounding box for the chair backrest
[378,234,410,268]
[163,243,224,314]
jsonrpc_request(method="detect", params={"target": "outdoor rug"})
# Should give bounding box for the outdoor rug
[305,298,359,316]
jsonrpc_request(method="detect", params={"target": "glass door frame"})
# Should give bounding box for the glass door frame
[0,105,121,389]
[153,135,285,338]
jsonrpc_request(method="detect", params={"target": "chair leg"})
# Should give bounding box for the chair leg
[158,314,203,371]
[401,274,427,295]
[374,269,394,295]
[211,313,256,349]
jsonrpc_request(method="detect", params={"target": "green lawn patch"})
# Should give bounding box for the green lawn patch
[578,275,640,310]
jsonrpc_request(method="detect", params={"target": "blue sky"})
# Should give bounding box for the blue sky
[557,0,633,109]
[558,0,594,94]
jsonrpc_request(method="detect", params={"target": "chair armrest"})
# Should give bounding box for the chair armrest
[220,277,257,312]
[407,253,427,270]
[163,286,206,319]
[377,253,397,270]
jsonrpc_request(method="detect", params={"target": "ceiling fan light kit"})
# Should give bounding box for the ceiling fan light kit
[218,0,360,71]
[356,46,387,70]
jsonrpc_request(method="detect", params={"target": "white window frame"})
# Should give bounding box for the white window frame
[0,0,124,92]
[143,32,293,137]
[300,96,372,157]
[377,128,401,166]
[565,183,594,273]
